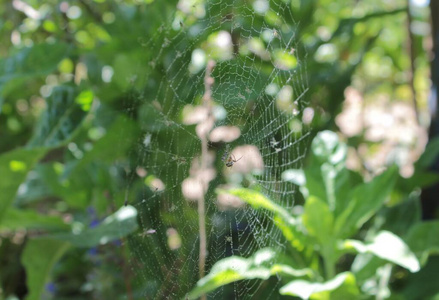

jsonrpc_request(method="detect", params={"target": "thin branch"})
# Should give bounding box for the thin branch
[78,0,103,23]
[406,1,420,125]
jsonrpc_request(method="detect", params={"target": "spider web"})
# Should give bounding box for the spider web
[121,0,311,298]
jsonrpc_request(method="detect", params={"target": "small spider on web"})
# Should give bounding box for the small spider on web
[138,228,157,238]
[221,145,243,168]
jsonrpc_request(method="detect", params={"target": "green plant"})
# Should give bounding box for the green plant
[188,131,439,299]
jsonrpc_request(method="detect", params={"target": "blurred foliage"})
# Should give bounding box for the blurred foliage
[190,131,439,299]
[0,0,436,299]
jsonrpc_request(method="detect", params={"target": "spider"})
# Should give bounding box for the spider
[225,153,242,167]
[222,146,242,167]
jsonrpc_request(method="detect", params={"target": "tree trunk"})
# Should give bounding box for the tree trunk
[422,1,439,219]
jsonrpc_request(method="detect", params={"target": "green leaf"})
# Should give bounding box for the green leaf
[112,53,144,89]
[34,162,89,209]
[14,166,52,205]
[57,115,140,208]
[21,238,70,300]
[0,209,70,231]
[27,85,87,147]
[47,205,138,247]
[406,221,439,265]
[0,43,69,86]
[402,256,439,300]
[415,137,439,169]
[221,188,307,250]
[223,188,293,222]
[303,196,334,246]
[73,115,140,167]
[302,166,327,204]
[375,197,421,238]
[397,137,439,192]
[323,272,360,300]
[334,166,398,239]
[343,231,420,272]
[187,248,311,299]
[0,147,48,222]
[279,272,359,299]
[402,171,439,190]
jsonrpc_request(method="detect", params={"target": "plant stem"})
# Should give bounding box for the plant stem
[198,160,207,279]
[198,60,216,300]
[198,147,207,300]
[322,245,336,279]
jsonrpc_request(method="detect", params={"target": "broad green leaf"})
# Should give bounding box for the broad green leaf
[59,115,139,208]
[112,53,145,89]
[415,137,439,169]
[14,167,52,205]
[0,43,69,93]
[222,188,295,224]
[0,43,69,81]
[47,205,138,247]
[375,197,421,238]
[221,188,307,250]
[72,115,140,167]
[343,231,420,272]
[34,161,89,209]
[402,171,439,190]
[273,214,308,251]
[27,85,87,147]
[392,138,439,197]
[22,238,70,300]
[303,196,334,246]
[0,209,70,231]
[334,166,398,239]
[402,256,439,300]
[395,137,439,192]
[0,147,48,222]
[303,166,328,204]
[303,164,357,215]
[279,272,359,299]
[187,248,311,299]
[321,272,360,300]
[406,221,439,265]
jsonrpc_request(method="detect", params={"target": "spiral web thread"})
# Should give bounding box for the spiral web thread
[123,0,311,298]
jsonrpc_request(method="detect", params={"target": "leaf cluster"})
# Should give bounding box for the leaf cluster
[189,131,439,299]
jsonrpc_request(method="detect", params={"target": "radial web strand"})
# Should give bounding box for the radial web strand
[120,1,312,299]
